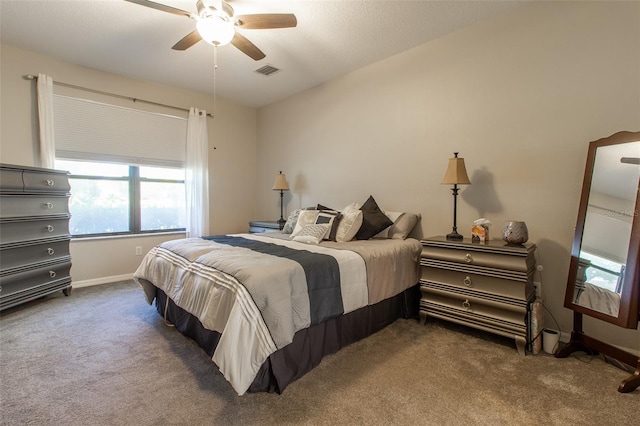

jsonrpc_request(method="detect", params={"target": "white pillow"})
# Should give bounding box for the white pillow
[292,224,330,244]
[290,210,320,237]
[335,204,363,242]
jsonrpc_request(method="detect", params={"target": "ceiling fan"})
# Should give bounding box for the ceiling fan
[124,0,297,61]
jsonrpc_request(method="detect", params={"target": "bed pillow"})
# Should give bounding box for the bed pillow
[355,195,393,240]
[316,204,335,210]
[315,210,343,241]
[335,203,363,242]
[282,206,317,234]
[375,212,421,239]
[290,210,320,237]
[282,209,301,234]
[292,224,329,245]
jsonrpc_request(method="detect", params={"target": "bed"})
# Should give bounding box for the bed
[133,199,422,395]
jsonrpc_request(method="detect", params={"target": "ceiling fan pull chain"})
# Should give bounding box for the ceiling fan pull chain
[213,44,218,118]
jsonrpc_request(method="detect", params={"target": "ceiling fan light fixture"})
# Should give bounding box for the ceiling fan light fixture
[196,16,235,46]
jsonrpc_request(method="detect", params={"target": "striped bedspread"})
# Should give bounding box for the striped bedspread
[134,233,421,395]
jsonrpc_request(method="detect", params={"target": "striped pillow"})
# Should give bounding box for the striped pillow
[315,210,343,241]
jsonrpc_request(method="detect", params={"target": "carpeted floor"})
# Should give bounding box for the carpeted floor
[0,281,637,425]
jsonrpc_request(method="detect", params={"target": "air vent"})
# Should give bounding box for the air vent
[254,65,281,76]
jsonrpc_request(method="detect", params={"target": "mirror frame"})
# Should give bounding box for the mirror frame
[563,131,640,328]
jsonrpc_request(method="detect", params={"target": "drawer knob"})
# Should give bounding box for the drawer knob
[45,202,54,209]
[464,253,473,263]
[47,225,55,232]
[462,299,471,310]
[45,179,55,186]
[47,247,55,255]
[463,276,472,287]
[49,271,57,278]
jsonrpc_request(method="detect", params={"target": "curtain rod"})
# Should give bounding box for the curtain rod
[23,74,213,118]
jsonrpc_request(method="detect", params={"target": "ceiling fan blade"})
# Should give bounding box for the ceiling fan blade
[231,33,265,61]
[172,30,202,50]
[235,14,297,30]
[123,0,192,18]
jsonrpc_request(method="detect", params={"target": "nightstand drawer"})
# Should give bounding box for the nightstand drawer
[421,281,528,314]
[249,221,281,233]
[420,299,527,338]
[249,226,277,233]
[421,245,534,272]
[421,265,532,301]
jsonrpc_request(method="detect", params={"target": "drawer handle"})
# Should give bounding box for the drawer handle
[47,247,55,255]
[49,271,57,278]
[45,179,55,186]
[463,276,472,287]
[45,202,54,209]
[464,253,473,263]
[47,225,55,232]
[462,299,471,310]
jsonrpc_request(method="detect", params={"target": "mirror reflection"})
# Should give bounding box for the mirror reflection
[573,141,640,316]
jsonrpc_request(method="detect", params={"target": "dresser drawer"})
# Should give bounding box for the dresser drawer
[421,265,532,301]
[421,281,529,314]
[0,216,70,246]
[421,244,535,272]
[0,194,70,218]
[0,261,71,299]
[0,240,70,272]
[0,261,72,309]
[22,170,70,193]
[0,168,24,192]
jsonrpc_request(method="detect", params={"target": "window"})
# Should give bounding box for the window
[56,159,186,237]
[580,251,625,293]
[51,94,190,237]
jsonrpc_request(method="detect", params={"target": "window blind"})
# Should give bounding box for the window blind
[53,95,187,168]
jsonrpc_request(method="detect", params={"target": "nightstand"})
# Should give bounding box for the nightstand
[249,221,281,233]
[419,236,536,356]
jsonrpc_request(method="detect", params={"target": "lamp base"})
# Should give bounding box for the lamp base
[277,218,286,230]
[446,230,464,241]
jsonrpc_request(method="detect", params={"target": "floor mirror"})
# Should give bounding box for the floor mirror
[556,131,640,393]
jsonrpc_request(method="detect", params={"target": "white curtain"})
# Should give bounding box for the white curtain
[37,73,56,169]
[185,108,210,237]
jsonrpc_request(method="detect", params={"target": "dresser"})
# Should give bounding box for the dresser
[419,236,536,355]
[0,164,72,311]
[249,220,281,233]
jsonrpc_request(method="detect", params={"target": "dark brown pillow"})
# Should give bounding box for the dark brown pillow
[355,195,393,240]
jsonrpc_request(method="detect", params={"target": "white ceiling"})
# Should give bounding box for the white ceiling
[1,0,527,108]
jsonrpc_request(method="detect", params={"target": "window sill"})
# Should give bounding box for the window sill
[71,231,186,242]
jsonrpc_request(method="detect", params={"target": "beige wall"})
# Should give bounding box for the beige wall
[256,2,640,352]
[0,44,258,284]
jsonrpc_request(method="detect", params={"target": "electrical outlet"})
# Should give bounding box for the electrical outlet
[533,282,542,299]
[135,246,142,256]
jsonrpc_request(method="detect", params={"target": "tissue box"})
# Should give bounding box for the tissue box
[471,225,489,243]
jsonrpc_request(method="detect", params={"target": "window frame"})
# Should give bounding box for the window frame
[62,161,186,238]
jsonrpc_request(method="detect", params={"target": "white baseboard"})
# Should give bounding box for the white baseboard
[72,273,134,288]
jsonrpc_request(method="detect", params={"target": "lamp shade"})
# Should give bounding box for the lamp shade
[272,171,289,191]
[441,153,471,185]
